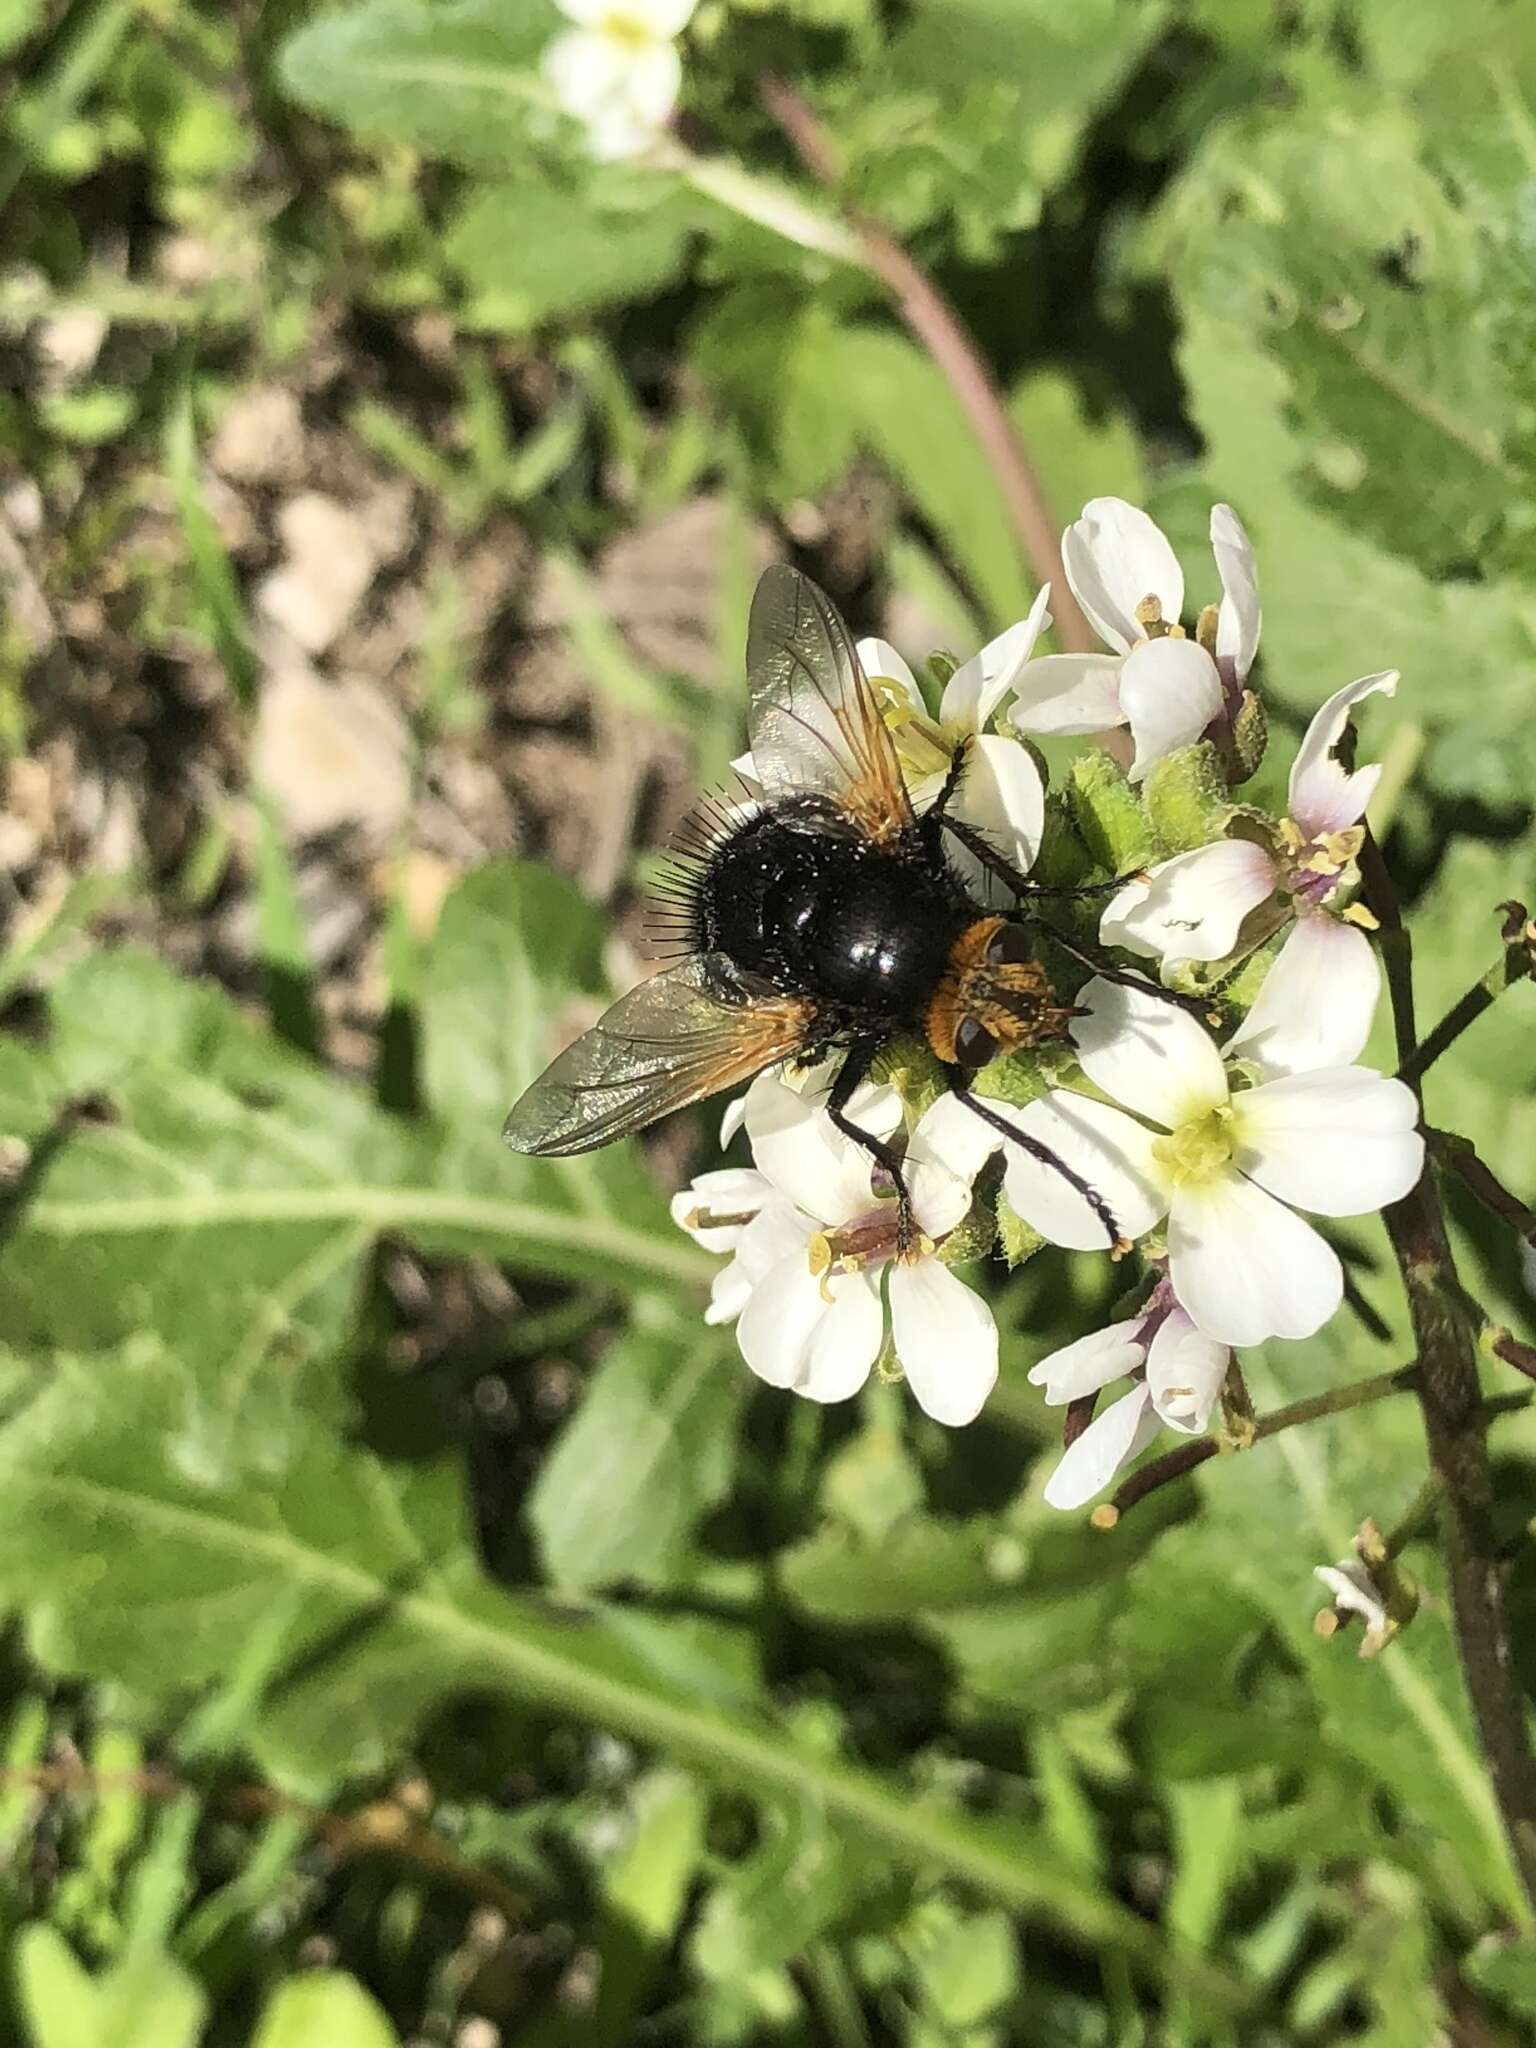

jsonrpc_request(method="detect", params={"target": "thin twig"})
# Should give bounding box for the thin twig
[1430,1128,1536,1252]
[1096,1362,1423,1523]
[1359,829,1536,1913]
[1396,901,1536,1087]
[1491,1330,1536,1386]
[756,74,1094,655]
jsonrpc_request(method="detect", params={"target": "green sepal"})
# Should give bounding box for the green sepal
[995,1189,1045,1268]
[1066,752,1154,874]
[926,650,960,689]
[1231,688,1268,784]
[1030,790,1096,889]
[871,1036,947,1119]
[1142,742,1233,855]
[936,1206,997,1267]
[972,1039,1076,1110]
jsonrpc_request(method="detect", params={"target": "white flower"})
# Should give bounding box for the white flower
[674,1069,999,1425]
[542,0,698,162]
[856,588,1050,898]
[1100,671,1399,1068]
[1027,1291,1231,1510]
[913,939,1424,1348]
[1006,499,1258,783]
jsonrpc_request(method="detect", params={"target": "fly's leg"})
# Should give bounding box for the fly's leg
[930,742,1147,897]
[827,1038,916,1256]
[951,1077,1127,1254]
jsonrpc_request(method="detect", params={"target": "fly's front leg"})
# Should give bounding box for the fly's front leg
[951,1076,1128,1254]
[826,1037,915,1256]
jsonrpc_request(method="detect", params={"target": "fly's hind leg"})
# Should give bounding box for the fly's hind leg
[952,1078,1128,1254]
[826,1038,916,1257]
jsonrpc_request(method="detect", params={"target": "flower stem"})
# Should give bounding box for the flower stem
[755,74,1094,655]
[1428,1128,1536,1252]
[1097,1361,1423,1521]
[1358,830,1536,1914]
[1395,900,1536,1087]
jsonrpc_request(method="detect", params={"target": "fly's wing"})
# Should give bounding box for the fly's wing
[502,954,812,1158]
[745,563,915,844]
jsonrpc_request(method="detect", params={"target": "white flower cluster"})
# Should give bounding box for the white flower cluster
[543,0,698,162]
[673,499,1425,1510]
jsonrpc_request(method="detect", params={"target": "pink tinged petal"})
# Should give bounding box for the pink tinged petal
[889,1259,999,1425]
[1287,670,1400,838]
[1062,499,1185,656]
[669,1166,770,1251]
[1099,839,1279,966]
[856,637,924,716]
[1119,636,1224,783]
[1225,915,1380,1077]
[1144,1309,1229,1435]
[1072,976,1229,1126]
[1027,1318,1148,1403]
[799,1270,884,1404]
[1005,652,1126,735]
[1234,1068,1424,1218]
[949,734,1044,897]
[999,1092,1168,1251]
[1042,1384,1161,1511]
[943,584,1053,730]
[1167,1174,1343,1347]
[907,1092,1003,1239]
[1210,503,1261,685]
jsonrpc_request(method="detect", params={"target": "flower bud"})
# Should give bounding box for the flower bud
[1067,752,1154,875]
[1141,741,1233,855]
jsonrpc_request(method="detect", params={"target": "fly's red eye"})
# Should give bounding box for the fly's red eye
[953,1016,997,1069]
[986,925,1033,966]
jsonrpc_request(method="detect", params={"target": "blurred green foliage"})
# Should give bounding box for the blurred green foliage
[2,0,1536,2042]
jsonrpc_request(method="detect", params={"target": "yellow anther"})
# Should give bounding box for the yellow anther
[1341,902,1380,930]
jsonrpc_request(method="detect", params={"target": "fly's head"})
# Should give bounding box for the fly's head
[924,918,1077,1072]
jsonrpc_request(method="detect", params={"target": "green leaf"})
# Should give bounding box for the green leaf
[0,1340,1244,2005]
[446,170,698,330]
[14,1926,100,2048]
[529,1307,743,1589]
[1464,1934,1536,2021]
[276,0,560,165]
[251,1971,401,2048]
[692,1800,871,1979]
[15,1926,207,2048]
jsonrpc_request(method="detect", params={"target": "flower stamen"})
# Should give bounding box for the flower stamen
[1152,1105,1237,1189]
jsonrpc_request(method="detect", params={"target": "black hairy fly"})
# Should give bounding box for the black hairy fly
[504,564,1153,1250]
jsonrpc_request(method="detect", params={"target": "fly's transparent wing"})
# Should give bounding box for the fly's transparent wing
[502,954,812,1157]
[745,564,914,844]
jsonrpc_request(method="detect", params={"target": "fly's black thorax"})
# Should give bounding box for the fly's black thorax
[692,809,969,1028]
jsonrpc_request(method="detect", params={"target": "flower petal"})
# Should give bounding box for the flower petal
[1225,915,1381,1077]
[1287,671,1399,838]
[942,585,1053,730]
[1028,1317,1148,1403]
[669,1166,770,1251]
[1006,652,1126,735]
[889,1259,999,1425]
[947,733,1044,901]
[1062,499,1184,655]
[1210,503,1261,686]
[906,1091,1002,1238]
[1167,1174,1343,1346]
[1000,1092,1168,1250]
[799,1269,884,1403]
[856,637,925,717]
[1144,1308,1228,1435]
[1042,1384,1161,1510]
[1099,839,1279,966]
[735,1249,827,1388]
[1234,1068,1424,1218]
[1072,976,1230,1127]
[719,1094,748,1148]
[744,1068,892,1222]
[1119,636,1224,782]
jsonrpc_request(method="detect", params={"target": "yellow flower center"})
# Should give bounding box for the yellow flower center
[1152,1104,1237,1189]
[869,677,954,782]
[599,10,658,47]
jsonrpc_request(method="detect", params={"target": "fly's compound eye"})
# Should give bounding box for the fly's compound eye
[953,1015,998,1070]
[985,924,1034,966]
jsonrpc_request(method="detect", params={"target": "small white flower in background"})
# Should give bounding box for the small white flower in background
[674,1068,999,1425]
[914,937,1423,1348]
[1314,1558,1398,1657]
[1026,1284,1231,1510]
[1006,498,1259,782]
[856,587,1051,897]
[543,0,698,162]
[1102,671,1399,1071]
